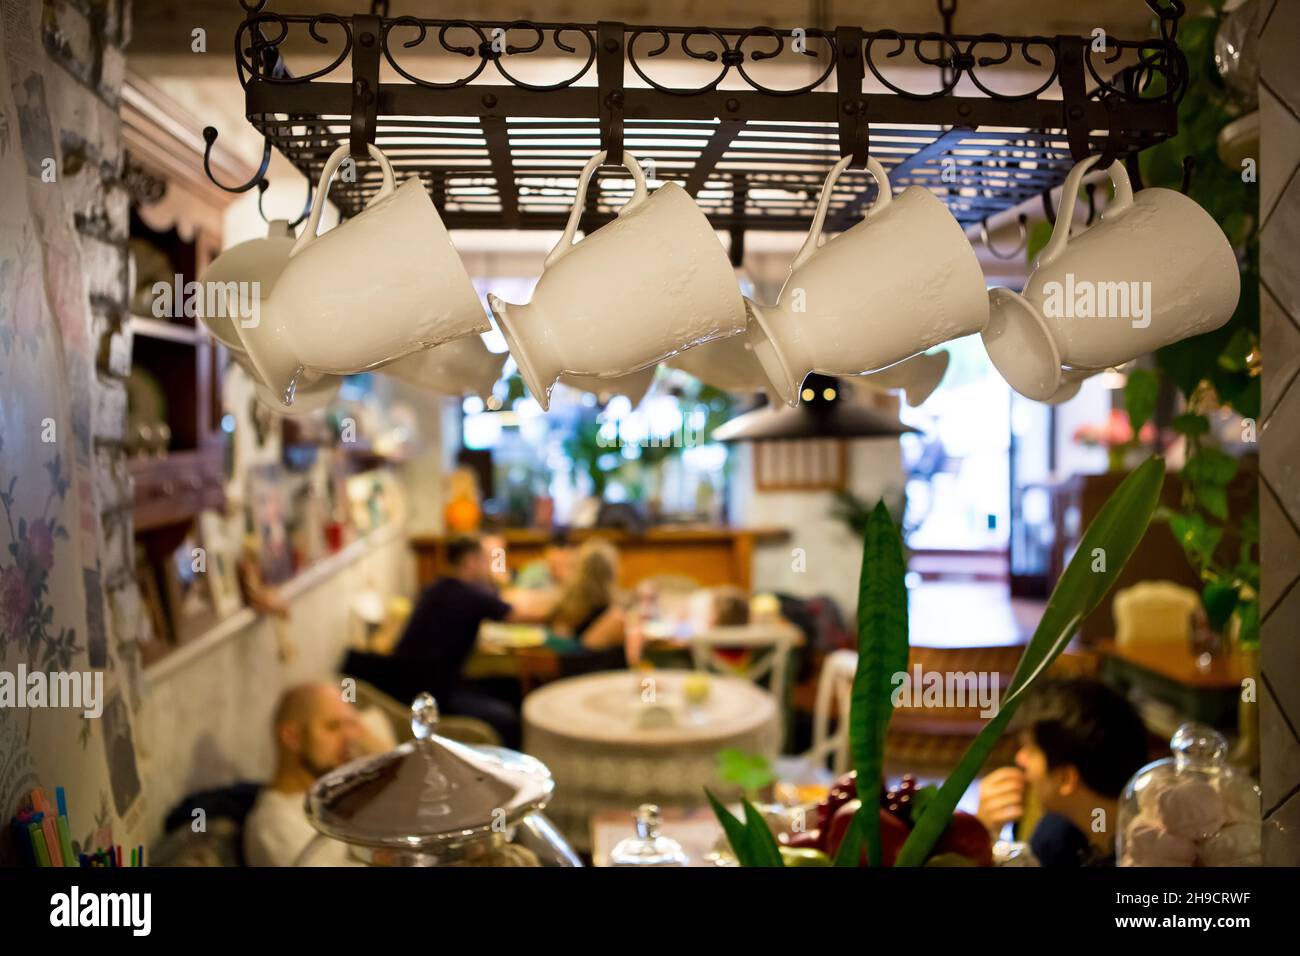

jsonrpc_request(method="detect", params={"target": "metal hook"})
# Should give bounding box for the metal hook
[1180,155,1195,195]
[980,212,1028,260]
[203,127,270,193]
[256,175,314,229]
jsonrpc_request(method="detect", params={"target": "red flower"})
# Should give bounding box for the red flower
[27,519,55,572]
[0,565,33,639]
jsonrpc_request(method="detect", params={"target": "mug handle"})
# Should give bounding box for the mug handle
[290,143,398,258]
[792,154,894,271]
[1037,155,1136,268]
[544,150,650,270]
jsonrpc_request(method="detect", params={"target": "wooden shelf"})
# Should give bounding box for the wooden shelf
[144,523,403,681]
[129,314,203,346]
[129,449,224,533]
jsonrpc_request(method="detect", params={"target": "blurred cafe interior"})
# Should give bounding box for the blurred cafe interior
[2,0,1296,872]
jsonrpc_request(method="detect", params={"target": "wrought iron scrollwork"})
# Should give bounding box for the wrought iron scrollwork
[228,10,1183,107]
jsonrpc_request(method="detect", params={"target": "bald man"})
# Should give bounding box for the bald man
[243,683,390,867]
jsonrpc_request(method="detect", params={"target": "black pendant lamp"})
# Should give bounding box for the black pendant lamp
[712,374,916,442]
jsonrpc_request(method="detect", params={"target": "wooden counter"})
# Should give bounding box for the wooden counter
[410,526,788,591]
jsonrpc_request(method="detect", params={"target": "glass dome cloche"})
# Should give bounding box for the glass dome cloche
[1116,723,1262,867]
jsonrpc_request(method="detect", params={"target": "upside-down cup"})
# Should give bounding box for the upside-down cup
[383,335,507,400]
[198,219,297,352]
[487,150,745,411]
[746,154,989,406]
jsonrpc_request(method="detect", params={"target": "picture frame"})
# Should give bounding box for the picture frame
[248,463,295,585]
[135,544,173,666]
[198,510,243,619]
[161,531,220,643]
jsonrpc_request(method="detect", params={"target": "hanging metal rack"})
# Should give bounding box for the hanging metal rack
[209,0,1188,243]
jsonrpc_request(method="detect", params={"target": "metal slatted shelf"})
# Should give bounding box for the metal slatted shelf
[214,7,1188,236]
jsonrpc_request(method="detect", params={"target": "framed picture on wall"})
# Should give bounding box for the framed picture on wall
[135,544,173,665]
[161,532,219,643]
[248,463,295,585]
[198,510,243,619]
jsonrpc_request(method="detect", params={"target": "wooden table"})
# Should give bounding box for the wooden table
[411,525,789,592]
[1095,639,1249,729]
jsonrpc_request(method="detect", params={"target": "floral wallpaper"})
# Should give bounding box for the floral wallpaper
[0,1,141,861]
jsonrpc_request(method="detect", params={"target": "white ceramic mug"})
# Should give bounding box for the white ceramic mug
[487,150,745,411]
[239,143,487,405]
[666,330,771,393]
[982,155,1240,400]
[855,350,951,407]
[198,219,296,352]
[746,154,988,406]
[383,335,506,400]
[561,367,658,406]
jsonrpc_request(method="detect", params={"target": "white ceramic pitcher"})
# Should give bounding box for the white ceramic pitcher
[746,154,989,406]
[982,155,1240,401]
[239,143,487,405]
[487,150,745,411]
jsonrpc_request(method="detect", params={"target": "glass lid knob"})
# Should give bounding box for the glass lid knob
[634,803,663,840]
[411,693,440,740]
[1170,722,1228,765]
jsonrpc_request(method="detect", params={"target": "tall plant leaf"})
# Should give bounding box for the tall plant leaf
[895,456,1166,867]
[847,500,910,866]
[705,790,785,868]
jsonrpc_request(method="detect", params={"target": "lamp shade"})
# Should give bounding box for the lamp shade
[712,374,916,442]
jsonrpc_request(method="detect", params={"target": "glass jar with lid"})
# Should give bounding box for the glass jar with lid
[1116,722,1261,867]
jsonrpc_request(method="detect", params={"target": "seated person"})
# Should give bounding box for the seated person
[547,537,626,651]
[394,536,549,745]
[243,682,391,867]
[711,586,751,627]
[514,528,576,590]
[976,677,1149,866]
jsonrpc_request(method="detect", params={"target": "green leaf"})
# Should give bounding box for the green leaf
[1125,369,1159,435]
[1197,484,1229,522]
[716,749,775,795]
[1236,598,1259,646]
[741,798,785,868]
[1183,446,1238,487]
[848,500,910,866]
[909,784,939,826]
[1173,412,1210,439]
[705,790,784,867]
[1202,580,1240,633]
[895,457,1166,867]
[1025,219,1054,265]
[832,804,866,867]
[706,789,755,866]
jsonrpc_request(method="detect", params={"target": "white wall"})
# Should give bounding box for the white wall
[731,438,905,618]
[135,528,412,843]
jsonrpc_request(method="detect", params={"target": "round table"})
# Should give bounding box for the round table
[523,669,780,852]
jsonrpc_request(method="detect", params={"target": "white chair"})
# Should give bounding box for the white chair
[808,649,858,776]
[688,623,801,713]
